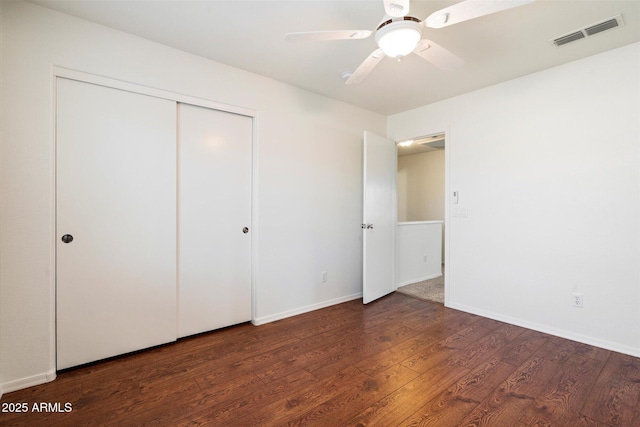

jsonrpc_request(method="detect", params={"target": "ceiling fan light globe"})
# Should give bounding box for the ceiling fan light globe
[375,21,423,59]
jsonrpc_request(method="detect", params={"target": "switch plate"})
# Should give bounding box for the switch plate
[321,271,328,283]
[452,190,459,204]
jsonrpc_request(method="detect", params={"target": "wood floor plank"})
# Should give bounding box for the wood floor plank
[249,324,400,383]
[632,404,640,427]
[286,364,419,426]
[574,414,618,426]
[579,351,640,426]
[398,323,494,374]
[1,292,638,427]
[456,352,565,426]
[354,326,455,377]
[397,357,517,426]
[446,322,526,369]
[307,324,421,379]
[200,328,337,382]
[187,369,317,426]
[343,361,470,426]
[495,328,549,367]
[456,379,536,424]
[517,353,604,426]
[222,366,368,427]
[399,304,482,335]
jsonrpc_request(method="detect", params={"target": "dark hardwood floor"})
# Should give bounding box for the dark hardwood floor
[2,292,639,426]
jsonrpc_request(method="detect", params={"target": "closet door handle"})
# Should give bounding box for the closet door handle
[242,227,249,234]
[61,234,74,244]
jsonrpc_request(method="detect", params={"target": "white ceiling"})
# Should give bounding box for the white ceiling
[29,0,640,115]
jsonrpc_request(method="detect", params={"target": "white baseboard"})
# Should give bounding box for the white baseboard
[252,293,362,326]
[1,370,57,395]
[447,302,640,358]
[396,273,442,289]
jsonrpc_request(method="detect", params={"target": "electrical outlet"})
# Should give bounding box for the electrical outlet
[321,271,328,283]
[423,254,427,263]
[572,292,583,308]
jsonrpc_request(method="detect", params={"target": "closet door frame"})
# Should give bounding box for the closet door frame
[51,66,258,371]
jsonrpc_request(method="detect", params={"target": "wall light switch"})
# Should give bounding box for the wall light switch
[452,190,459,204]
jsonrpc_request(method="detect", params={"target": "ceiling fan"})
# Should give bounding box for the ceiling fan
[285,0,534,85]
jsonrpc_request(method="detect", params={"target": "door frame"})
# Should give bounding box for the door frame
[443,128,451,306]
[51,66,259,371]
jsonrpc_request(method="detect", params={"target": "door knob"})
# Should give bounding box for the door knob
[367,224,374,229]
[61,234,74,244]
[242,227,249,234]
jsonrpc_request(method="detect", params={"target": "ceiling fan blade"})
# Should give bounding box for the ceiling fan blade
[284,30,372,42]
[425,0,534,29]
[345,49,385,85]
[413,39,464,70]
[383,0,410,18]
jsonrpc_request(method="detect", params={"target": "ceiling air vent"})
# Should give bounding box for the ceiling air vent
[552,14,624,47]
[554,31,585,47]
[584,18,619,36]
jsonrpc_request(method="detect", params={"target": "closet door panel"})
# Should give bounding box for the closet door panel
[178,103,252,338]
[56,78,177,370]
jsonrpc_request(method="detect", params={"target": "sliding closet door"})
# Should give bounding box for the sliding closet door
[56,78,177,370]
[178,103,252,338]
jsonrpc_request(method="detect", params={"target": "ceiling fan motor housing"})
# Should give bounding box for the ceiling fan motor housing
[375,17,424,58]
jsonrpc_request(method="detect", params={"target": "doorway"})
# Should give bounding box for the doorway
[395,133,445,304]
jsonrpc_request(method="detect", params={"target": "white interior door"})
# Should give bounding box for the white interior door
[363,131,397,304]
[177,103,252,338]
[56,78,177,370]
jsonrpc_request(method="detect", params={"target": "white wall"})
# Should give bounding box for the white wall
[389,42,640,356]
[396,222,443,287]
[397,150,445,222]
[0,0,386,393]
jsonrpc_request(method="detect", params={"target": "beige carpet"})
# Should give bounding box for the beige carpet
[396,272,444,304]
